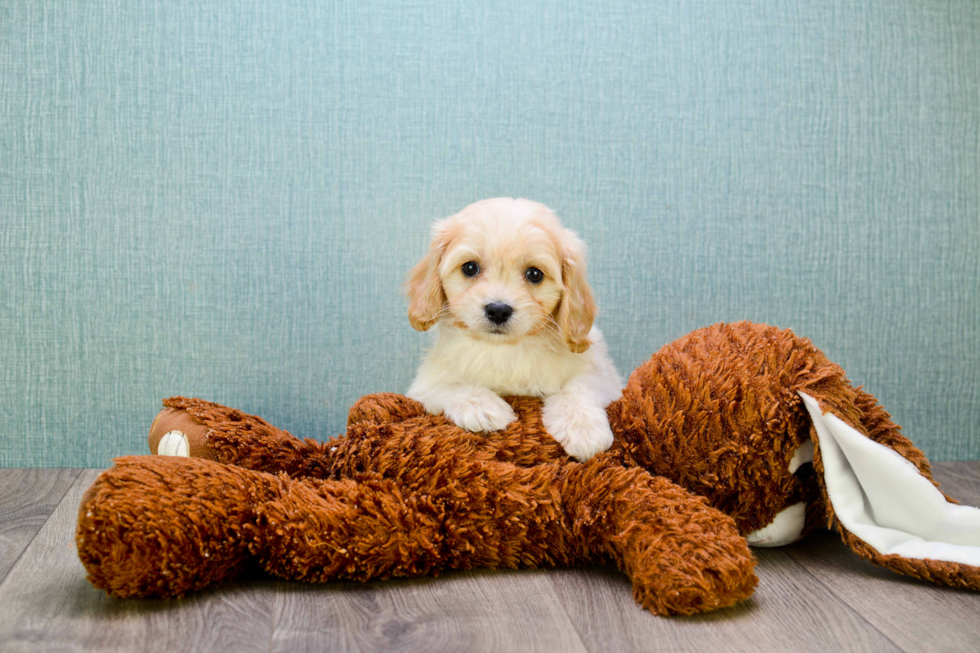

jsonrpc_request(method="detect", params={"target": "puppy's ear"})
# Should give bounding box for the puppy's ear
[405,220,452,331]
[555,230,596,353]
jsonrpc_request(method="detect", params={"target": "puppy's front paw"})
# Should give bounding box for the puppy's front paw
[543,398,615,461]
[444,390,517,433]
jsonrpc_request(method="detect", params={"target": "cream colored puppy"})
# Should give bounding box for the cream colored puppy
[405,198,623,461]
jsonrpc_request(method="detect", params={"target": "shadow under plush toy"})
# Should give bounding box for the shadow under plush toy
[76,322,980,615]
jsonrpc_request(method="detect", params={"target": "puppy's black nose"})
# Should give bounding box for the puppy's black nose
[484,302,513,325]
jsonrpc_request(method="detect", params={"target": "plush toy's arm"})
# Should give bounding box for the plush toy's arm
[150,392,575,481]
[149,397,339,478]
[346,393,429,427]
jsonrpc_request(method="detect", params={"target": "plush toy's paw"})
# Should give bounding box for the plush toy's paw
[562,465,758,615]
[148,406,213,459]
[542,397,615,461]
[157,430,190,457]
[155,397,338,477]
[745,501,807,547]
[77,456,270,598]
[443,389,518,433]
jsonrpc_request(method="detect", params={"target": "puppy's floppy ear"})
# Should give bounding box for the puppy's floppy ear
[405,219,452,331]
[555,230,596,353]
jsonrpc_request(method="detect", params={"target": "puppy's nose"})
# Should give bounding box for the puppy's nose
[484,302,513,325]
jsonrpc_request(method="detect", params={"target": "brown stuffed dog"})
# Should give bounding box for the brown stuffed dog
[76,322,980,616]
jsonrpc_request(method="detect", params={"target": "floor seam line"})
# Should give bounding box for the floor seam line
[0,468,84,592]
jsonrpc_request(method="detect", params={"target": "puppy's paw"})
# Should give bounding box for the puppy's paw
[543,398,615,461]
[444,390,517,433]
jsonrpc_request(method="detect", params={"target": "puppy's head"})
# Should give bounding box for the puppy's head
[405,198,596,353]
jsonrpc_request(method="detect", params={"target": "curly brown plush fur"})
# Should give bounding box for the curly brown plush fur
[80,394,757,615]
[76,321,980,615]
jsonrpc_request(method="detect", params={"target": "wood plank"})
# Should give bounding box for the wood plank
[549,550,899,653]
[0,469,276,653]
[0,469,80,584]
[271,568,589,653]
[782,460,980,653]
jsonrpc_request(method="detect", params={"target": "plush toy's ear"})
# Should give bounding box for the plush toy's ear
[554,230,596,354]
[405,219,454,331]
[798,392,980,588]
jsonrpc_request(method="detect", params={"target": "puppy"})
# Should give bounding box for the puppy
[405,198,623,461]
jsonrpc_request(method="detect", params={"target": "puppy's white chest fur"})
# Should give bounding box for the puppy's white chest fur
[423,325,593,396]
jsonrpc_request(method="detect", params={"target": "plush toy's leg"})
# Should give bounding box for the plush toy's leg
[79,449,579,597]
[79,453,492,597]
[77,456,281,598]
[248,456,580,582]
[252,452,758,616]
[799,392,980,589]
[148,397,340,477]
[559,458,758,616]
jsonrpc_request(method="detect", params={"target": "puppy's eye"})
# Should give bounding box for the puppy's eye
[525,267,544,283]
[461,261,480,277]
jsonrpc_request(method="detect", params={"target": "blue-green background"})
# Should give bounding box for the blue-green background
[2,0,978,466]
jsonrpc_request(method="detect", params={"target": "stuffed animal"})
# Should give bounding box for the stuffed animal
[76,322,980,615]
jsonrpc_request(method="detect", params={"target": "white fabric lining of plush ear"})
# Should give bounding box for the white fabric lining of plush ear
[799,392,980,566]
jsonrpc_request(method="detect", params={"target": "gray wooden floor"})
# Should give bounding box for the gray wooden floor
[1,464,979,653]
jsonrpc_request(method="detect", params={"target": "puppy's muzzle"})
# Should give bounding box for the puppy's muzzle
[484,302,513,325]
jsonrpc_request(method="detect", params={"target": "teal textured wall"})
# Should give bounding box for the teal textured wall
[2,0,978,466]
